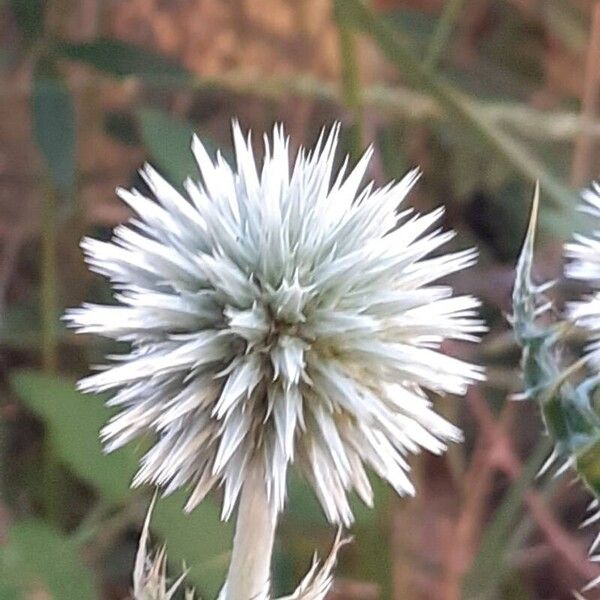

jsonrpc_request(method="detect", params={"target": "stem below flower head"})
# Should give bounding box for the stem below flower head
[224,464,277,600]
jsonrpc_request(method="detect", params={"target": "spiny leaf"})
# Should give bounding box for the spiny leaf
[511,185,600,594]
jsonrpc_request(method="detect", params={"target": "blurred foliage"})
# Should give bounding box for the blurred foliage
[8,370,232,598]
[462,438,554,599]
[338,0,576,224]
[0,519,98,598]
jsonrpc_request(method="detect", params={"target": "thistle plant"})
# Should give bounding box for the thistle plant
[512,184,600,594]
[66,122,484,598]
[133,496,196,600]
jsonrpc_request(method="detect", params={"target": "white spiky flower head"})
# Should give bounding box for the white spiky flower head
[66,122,484,526]
[565,183,600,362]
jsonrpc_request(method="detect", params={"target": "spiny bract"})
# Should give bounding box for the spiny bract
[66,123,484,525]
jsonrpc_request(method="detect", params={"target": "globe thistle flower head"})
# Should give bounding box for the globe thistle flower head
[66,122,484,526]
[565,183,600,361]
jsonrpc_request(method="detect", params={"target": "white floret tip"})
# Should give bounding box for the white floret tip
[566,184,600,355]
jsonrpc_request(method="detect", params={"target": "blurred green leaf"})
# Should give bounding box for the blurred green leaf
[0,519,98,599]
[10,370,230,595]
[57,39,190,82]
[10,369,138,504]
[286,469,390,528]
[286,472,328,529]
[32,56,76,195]
[152,492,232,598]
[284,469,392,595]
[10,0,44,42]
[381,9,438,40]
[138,107,204,186]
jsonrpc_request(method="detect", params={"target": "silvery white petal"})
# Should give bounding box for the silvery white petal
[566,184,600,364]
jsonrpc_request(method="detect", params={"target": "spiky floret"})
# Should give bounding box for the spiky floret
[65,123,484,525]
[566,183,600,364]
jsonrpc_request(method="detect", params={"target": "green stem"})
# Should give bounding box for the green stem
[423,0,467,71]
[41,180,61,522]
[337,22,364,160]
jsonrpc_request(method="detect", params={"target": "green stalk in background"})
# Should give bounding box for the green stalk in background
[336,14,364,161]
[41,182,58,374]
[41,181,61,524]
[32,46,76,526]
